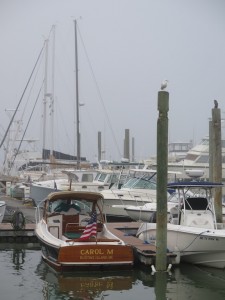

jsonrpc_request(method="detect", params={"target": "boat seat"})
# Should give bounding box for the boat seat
[63,220,103,239]
[63,215,79,234]
[181,210,214,228]
[64,231,82,239]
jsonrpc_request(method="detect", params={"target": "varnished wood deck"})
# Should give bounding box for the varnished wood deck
[106,222,177,266]
[106,222,157,251]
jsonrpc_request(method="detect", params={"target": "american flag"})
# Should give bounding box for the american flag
[79,210,97,240]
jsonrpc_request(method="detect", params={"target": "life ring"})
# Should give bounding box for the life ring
[11,211,26,230]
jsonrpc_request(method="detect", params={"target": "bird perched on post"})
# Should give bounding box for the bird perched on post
[214,99,218,108]
[161,79,168,90]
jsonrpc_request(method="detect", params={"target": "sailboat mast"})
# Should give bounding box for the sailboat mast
[74,19,81,169]
[42,39,48,159]
[50,25,55,158]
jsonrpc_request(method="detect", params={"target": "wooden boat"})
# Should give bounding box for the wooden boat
[35,190,134,272]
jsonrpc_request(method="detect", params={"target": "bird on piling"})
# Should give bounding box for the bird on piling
[161,79,168,90]
[214,99,218,108]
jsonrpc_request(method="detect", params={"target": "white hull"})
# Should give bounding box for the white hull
[30,180,108,206]
[101,189,157,219]
[30,169,122,206]
[125,204,225,223]
[137,222,225,268]
[124,202,177,222]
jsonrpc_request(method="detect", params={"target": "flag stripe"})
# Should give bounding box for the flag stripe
[79,210,97,241]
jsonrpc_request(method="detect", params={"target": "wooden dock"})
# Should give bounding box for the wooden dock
[0,223,38,243]
[106,222,177,266]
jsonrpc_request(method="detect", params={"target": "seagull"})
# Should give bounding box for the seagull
[214,99,218,108]
[161,79,168,90]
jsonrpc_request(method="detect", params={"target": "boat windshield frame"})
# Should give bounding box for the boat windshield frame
[122,177,157,190]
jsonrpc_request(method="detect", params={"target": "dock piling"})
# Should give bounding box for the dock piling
[156,90,169,271]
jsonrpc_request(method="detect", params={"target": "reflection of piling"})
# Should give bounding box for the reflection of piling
[155,272,167,299]
[212,103,222,223]
[156,91,169,271]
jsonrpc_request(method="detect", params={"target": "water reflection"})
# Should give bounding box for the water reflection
[36,260,135,299]
[1,244,225,300]
[12,248,25,270]
[35,259,225,300]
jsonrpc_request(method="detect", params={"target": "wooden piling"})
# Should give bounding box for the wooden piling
[209,120,213,182]
[212,103,222,223]
[156,90,169,271]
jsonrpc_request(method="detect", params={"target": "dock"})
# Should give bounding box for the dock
[107,222,177,266]
[0,222,38,243]
[0,195,38,243]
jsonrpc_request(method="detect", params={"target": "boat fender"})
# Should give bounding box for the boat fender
[11,210,26,230]
[149,211,157,223]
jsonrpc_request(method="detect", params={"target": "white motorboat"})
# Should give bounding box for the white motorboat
[125,196,225,223]
[124,195,179,222]
[101,169,179,221]
[136,181,225,269]
[0,201,6,223]
[35,190,133,272]
[30,169,124,207]
[145,132,225,198]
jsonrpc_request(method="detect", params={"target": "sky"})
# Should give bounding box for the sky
[0,0,225,165]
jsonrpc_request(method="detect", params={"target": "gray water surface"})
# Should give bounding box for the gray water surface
[0,244,225,300]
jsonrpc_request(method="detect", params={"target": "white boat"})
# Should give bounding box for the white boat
[30,168,127,207]
[124,194,179,222]
[145,134,225,198]
[35,190,133,272]
[101,169,179,221]
[0,201,6,223]
[136,181,225,268]
[124,188,207,222]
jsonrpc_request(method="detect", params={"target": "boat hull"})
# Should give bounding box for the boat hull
[124,202,177,222]
[39,240,133,272]
[137,223,225,269]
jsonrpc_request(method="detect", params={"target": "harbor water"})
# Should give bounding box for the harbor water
[0,244,225,299]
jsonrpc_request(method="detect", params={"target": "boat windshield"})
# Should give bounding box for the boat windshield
[48,198,100,216]
[122,177,157,190]
[95,173,108,183]
[106,174,119,184]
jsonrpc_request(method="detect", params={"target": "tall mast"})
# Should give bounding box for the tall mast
[74,19,81,169]
[42,38,48,159]
[50,25,55,157]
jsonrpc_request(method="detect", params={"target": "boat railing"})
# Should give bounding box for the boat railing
[35,205,43,224]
